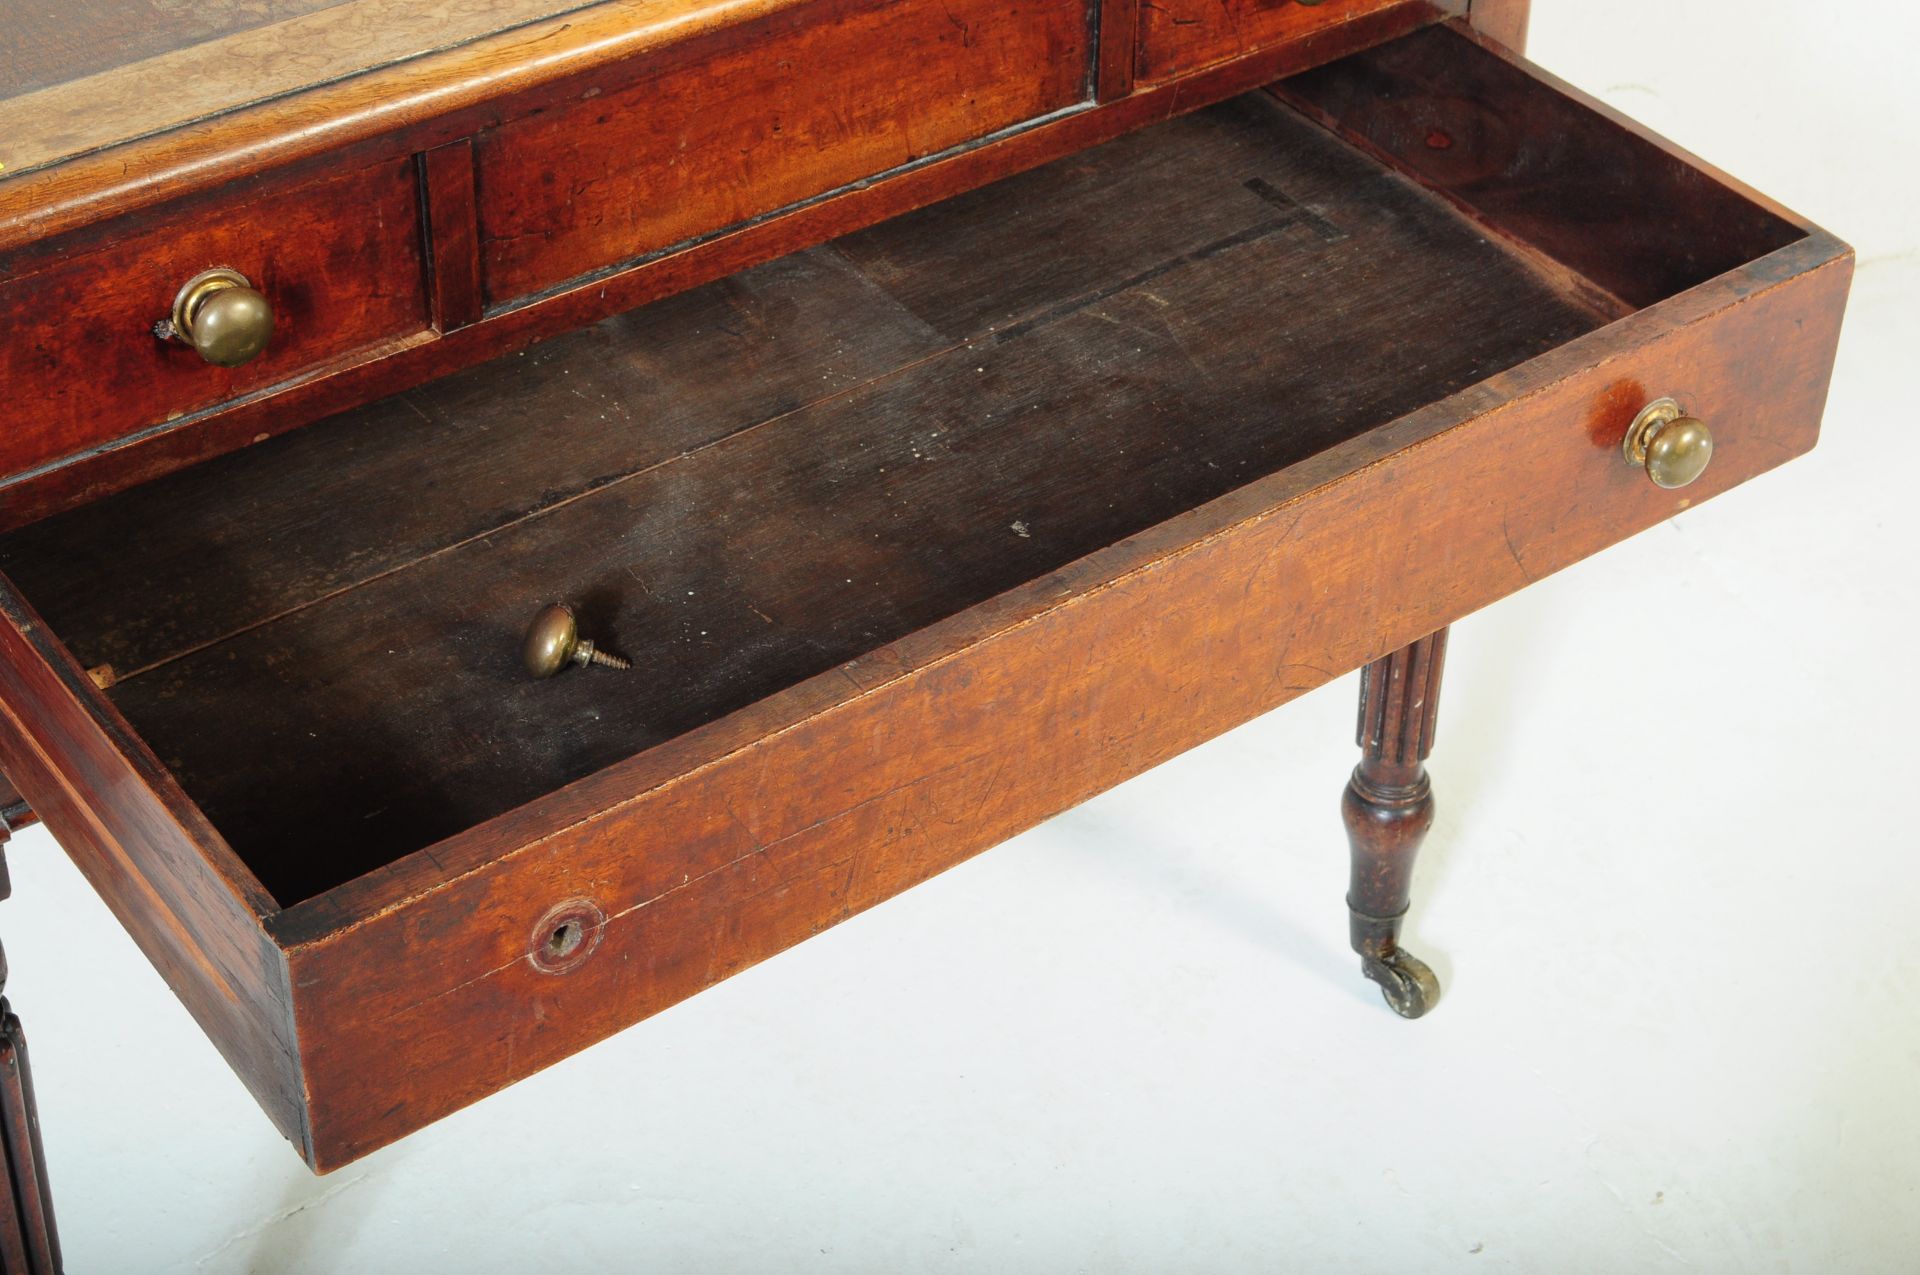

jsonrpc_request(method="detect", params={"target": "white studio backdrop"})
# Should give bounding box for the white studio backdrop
[6,2,1915,1270]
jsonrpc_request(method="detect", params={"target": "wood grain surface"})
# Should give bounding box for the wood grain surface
[275,35,1851,1165]
[1137,0,1439,84]
[422,140,485,332]
[0,154,428,480]
[475,0,1093,305]
[0,584,305,1149]
[1276,25,1802,308]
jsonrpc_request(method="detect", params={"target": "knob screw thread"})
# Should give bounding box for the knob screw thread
[573,642,631,671]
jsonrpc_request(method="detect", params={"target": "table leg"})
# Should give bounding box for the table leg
[0,837,61,1275]
[1342,628,1448,1019]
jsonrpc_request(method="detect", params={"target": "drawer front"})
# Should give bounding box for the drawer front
[1138,0,1418,85]
[475,0,1094,307]
[0,156,428,480]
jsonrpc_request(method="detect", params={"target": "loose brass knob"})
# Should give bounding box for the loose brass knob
[166,268,275,367]
[523,604,631,679]
[1624,397,1714,490]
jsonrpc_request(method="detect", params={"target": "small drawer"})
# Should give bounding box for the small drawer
[1136,0,1432,86]
[474,0,1095,307]
[0,27,1847,1171]
[0,155,429,480]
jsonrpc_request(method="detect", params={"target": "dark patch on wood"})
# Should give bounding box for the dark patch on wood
[1242,177,1348,242]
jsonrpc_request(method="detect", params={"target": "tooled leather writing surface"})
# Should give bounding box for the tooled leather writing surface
[0,0,611,180]
[0,0,355,98]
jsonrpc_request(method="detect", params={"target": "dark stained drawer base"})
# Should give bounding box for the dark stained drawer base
[0,28,1849,1170]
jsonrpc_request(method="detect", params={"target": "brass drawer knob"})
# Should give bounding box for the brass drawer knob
[523,604,631,678]
[1624,397,1714,490]
[165,268,275,367]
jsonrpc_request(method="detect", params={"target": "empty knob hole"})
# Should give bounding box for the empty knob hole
[545,920,585,961]
[528,898,606,974]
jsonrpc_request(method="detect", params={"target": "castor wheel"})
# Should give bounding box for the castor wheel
[1360,948,1441,1019]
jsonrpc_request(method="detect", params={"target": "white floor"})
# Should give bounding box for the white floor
[9,3,1917,1270]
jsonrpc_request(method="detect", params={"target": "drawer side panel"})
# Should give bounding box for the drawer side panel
[0,584,307,1155]
[1275,25,1803,309]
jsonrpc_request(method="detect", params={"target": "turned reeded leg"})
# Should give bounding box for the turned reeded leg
[0,835,61,1274]
[1342,629,1448,1019]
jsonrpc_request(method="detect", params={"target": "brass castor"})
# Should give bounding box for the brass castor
[1342,630,1450,1020]
[1359,945,1441,1020]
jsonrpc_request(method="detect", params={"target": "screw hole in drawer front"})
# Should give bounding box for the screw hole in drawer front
[546,922,582,960]
[528,898,605,975]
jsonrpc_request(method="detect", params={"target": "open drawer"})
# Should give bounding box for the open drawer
[0,26,1849,1170]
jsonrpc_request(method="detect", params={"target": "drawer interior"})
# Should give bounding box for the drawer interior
[0,28,1806,908]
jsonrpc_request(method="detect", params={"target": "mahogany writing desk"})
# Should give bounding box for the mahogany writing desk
[0,2,1848,1263]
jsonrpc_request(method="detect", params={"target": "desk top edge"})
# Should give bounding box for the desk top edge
[0,0,805,247]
